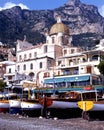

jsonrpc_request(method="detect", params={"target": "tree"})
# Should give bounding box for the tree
[98,61,104,75]
[98,55,104,85]
[0,81,6,92]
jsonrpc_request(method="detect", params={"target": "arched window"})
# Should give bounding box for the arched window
[23,64,26,70]
[30,63,33,70]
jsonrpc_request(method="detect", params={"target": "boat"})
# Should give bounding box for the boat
[0,100,9,113]
[9,99,21,114]
[77,90,104,120]
[20,99,42,116]
[39,89,104,118]
[40,89,102,109]
[0,93,18,113]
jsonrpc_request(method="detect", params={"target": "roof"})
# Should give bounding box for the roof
[50,23,69,35]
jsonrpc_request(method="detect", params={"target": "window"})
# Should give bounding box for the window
[29,53,32,58]
[19,55,22,61]
[52,37,55,43]
[64,70,70,75]
[71,49,74,54]
[17,65,20,71]
[60,36,64,43]
[58,61,61,66]
[30,63,33,70]
[23,64,26,70]
[34,52,37,58]
[40,62,42,68]
[44,45,47,53]
[24,54,27,60]
[92,55,98,60]
[9,68,11,73]
[64,49,67,55]
[73,69,78,74]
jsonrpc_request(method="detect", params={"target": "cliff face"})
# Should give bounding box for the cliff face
[0,0,104,47]
[59,0,104,35]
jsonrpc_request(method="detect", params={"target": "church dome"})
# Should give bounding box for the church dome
[50,17,70,35]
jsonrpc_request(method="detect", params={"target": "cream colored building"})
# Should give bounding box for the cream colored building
[4,16,104,88]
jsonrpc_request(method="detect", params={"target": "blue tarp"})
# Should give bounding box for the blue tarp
[44,75,90,84]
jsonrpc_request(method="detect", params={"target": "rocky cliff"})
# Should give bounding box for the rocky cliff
[0,0,104,48]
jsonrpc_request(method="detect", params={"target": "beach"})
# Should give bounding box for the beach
[0,113,104,130]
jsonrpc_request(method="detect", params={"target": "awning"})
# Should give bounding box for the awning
[44,75,90,84]
[20,80,37,88]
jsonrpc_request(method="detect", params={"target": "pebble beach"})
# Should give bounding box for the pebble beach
[0,113,104,130]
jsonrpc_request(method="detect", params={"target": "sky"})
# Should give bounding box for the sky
[0,0,104,17]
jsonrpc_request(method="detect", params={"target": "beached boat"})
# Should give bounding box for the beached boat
[78,99,104,111]
[77,90,104,119]
[0,100,9,113]
[40,90,102,109]
[0,93,18,113]
[20,99,42,116]
[9,99,21,114]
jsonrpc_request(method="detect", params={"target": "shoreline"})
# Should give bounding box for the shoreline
[0,113,104,130]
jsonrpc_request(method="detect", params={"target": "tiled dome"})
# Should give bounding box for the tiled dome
[50,19,69,35]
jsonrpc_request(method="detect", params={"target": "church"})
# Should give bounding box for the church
[4,16,104,89]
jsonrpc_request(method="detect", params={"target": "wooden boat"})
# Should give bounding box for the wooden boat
[9,99,21,114]
[21,99,42,110]
[39,89,103,110]
[38,89,104,118]
[77,91,104,120]
[78,100,104,111]
[0,100,9,113]
[20,99,42,116]
[77,89,104,111]
[0,93,18,113]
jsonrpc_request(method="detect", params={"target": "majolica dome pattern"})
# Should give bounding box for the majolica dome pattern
[50,22,70,35]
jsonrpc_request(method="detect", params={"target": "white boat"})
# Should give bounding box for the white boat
[9,99,21,114]
[0,93,18,113]
[21,100,42,110]
[20,99,42,116]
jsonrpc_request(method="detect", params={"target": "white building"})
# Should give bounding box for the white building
[4,16,104,88]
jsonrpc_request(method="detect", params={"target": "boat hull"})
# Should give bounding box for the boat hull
[21,101,42,110]
[20,100,42,116]
[48,100,78,109]
[0,100,9,113]
[9,100,21,114]
[90,101,104,111]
